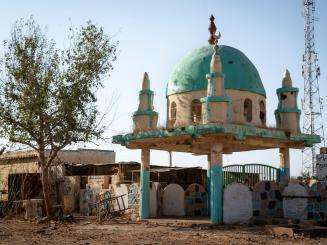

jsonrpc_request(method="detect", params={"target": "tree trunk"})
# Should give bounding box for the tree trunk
[40,163,53,218]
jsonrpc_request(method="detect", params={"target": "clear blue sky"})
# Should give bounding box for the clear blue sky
[0,0,327,176]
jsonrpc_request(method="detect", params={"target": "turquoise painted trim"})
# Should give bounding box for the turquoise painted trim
[280,167,290,183]
[275,108,301,114]
[200,95,231,103]
[207,167,211,216]
[276,87,299,94]
[112,123,321,147]
[210,165,223,224]
[206,72,225,79]
[167,45,266,97]
[139,89,154,96]
[133,110,158,116]
[140,169,150,219]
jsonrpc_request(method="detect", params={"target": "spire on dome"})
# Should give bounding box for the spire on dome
[282,69,293,87]
[208,15,217,45]
[208,15,221,54]
[142,72,150,90]
[207,15,222,73]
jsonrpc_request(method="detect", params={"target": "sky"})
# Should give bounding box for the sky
[0,0,327,177]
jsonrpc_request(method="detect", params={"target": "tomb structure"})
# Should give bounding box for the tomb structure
[113,15,320,224]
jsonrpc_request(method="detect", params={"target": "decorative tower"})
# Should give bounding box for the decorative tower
[133,72,158,132]
[201,15,231,124]
[275,69,301,134]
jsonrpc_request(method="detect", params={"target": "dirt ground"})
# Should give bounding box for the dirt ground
[0,217,326,245]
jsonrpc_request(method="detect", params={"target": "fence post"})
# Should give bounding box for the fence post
[242,165,245,184]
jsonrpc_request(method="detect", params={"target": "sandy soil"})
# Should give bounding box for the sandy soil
[0,218,325,245]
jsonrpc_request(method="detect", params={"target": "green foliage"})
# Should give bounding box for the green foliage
[0,17,118,166]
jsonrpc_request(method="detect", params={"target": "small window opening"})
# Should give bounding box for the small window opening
[228,60,234,64]
[170,102,177,125]
[259,101,266,124]
[191,99,202,124]
[244,99,253,122]
[281,93,287,100]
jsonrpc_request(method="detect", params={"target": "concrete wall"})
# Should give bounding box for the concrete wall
[0,149,116,202]
[252,181,283,219]
[167,89,266,128]
[0,149,115,166]
[55,149,115,165]
[279,113,299,134]
[0,162,40,201]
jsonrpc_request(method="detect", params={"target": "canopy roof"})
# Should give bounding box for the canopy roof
[113,124,320,155]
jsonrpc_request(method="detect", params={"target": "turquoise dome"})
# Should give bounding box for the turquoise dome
[167,45,266,97]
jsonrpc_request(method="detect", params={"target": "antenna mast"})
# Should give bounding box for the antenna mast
[301,0,325,176]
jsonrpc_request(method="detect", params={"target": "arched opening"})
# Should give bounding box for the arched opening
[259,101,266,124]
[243,99,252,123]
[170,102,177,125]
[191,99,202,124]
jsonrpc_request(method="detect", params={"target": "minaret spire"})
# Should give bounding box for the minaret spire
[133,72,158,132]
[282,69,292,87]
[275,69,301,134]
[142,72,150,90]
[201,15,231,124]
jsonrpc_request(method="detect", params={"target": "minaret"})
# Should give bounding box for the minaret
[201,15,231,124]
[133,72,158,132]
[275,69,301,134]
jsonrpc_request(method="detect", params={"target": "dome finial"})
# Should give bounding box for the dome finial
[208,15,221,53]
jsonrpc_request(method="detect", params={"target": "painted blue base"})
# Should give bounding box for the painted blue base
[140,169,150,219]
[210,165,223,224]
[207,168,211,216]
[280,167,290,184]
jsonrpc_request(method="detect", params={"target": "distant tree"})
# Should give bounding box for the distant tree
[0,17,117,217]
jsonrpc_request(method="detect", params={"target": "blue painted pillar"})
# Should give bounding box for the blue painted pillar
[210,143,223,224]
[279,147,290,186]
[140,148,150,219]
[207,154,211,216]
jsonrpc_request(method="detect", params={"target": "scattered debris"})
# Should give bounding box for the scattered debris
[0,218,327,244]
[265,225,294,237]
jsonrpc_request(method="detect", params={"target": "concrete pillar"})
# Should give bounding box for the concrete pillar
[140,148,150,219]
[279,147,290,186]
[210,143,223,224]
[168,151,172,167]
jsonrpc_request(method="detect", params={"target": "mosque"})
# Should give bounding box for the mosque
[113,16,320,224]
